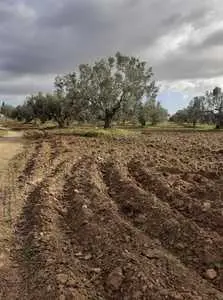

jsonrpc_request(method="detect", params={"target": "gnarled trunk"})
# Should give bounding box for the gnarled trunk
[104,113,113,129]
[103,101,122,129]
[215,112,223,129]
[216,121,223,129]
[57,119,66,128]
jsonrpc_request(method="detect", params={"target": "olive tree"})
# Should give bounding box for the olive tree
[10,52,160,128]
[187,96,205,128]
[170,109,190,124]
[76,52,158,128]
[147,99,168,125]
[205,87,223,128]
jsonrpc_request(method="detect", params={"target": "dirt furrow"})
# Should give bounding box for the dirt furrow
[53,157,221,299]
[12,158,87,299]
[101,160,223,291]
[128,159,223,236]
[2,133,223,299]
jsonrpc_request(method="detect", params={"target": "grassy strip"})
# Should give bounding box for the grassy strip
[23,124,223,141]
[24,127,140,140]
[55,128,139,137]
[0,130,7,137]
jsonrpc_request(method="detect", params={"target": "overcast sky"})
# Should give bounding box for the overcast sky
[0,0,223,113]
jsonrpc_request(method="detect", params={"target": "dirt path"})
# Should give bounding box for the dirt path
[0,129,23,171]
[0,129,24,298]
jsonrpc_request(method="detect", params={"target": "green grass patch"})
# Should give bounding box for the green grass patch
[51,127,140,138]
[0,128,8,137]
[23,127,141,140]
[23,122,222,140]
[141,122,218,133]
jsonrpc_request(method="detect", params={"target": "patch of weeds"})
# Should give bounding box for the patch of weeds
[50,127,140,139]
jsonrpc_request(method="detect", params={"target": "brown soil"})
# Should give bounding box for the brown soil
[0,130,23,299]
[1,132,223,299]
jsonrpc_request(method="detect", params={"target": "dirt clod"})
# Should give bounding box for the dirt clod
[91,268,101,273]
[106,267,124,291]
[205,269,218,280]
[57,273,69,284]
[84,254,92,260]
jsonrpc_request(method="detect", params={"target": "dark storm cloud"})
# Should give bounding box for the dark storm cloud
[0,76,53,95]
[40,1,104,29]
[197,29,223,47]
[155,55,223,80]
[0,0,213,74]
[0,0,222,103]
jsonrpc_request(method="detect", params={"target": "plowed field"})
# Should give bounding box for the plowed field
[1,132,223,299]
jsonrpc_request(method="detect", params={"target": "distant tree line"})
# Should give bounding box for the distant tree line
[0,102,15,119]
[170,87,223,128]
[0,52,168,128]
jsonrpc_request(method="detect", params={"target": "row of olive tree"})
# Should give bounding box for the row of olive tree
[2,52,168,128]
[170,87,223,128]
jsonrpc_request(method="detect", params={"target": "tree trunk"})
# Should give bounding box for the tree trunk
[104,115,112,129]
[216,121,223,129]
[103,104,121,129]
[140,119,146,127]
[65,119,70,127]
[58,120,65,128]
[216,113,223,129]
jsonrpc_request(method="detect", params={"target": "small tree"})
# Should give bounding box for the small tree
[187,96,205,128]
[17,102,35,123]
[137,102,147,127]
[55,74,93,124]
[205,87,223,129]
[169,109,188,124]
[136,99,168,127]
[43,93,73,128]
[147,99,168,125]
[26,93,51,124]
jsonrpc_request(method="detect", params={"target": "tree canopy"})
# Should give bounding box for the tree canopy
[170,87,223,129]
[6,52,167,128]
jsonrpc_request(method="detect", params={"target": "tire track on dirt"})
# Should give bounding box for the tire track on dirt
[0,133,24,299]
[20,142,43,180]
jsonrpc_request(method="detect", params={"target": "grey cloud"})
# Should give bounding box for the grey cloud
[40,1,105,29]
[0,0,223,103]
[161,4,210,28]
[155,55,223,80]
[199,29,223,47]
[0,75,53,95]
[181,28,223,54]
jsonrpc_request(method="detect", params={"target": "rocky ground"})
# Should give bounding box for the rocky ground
[0,131,223,299]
